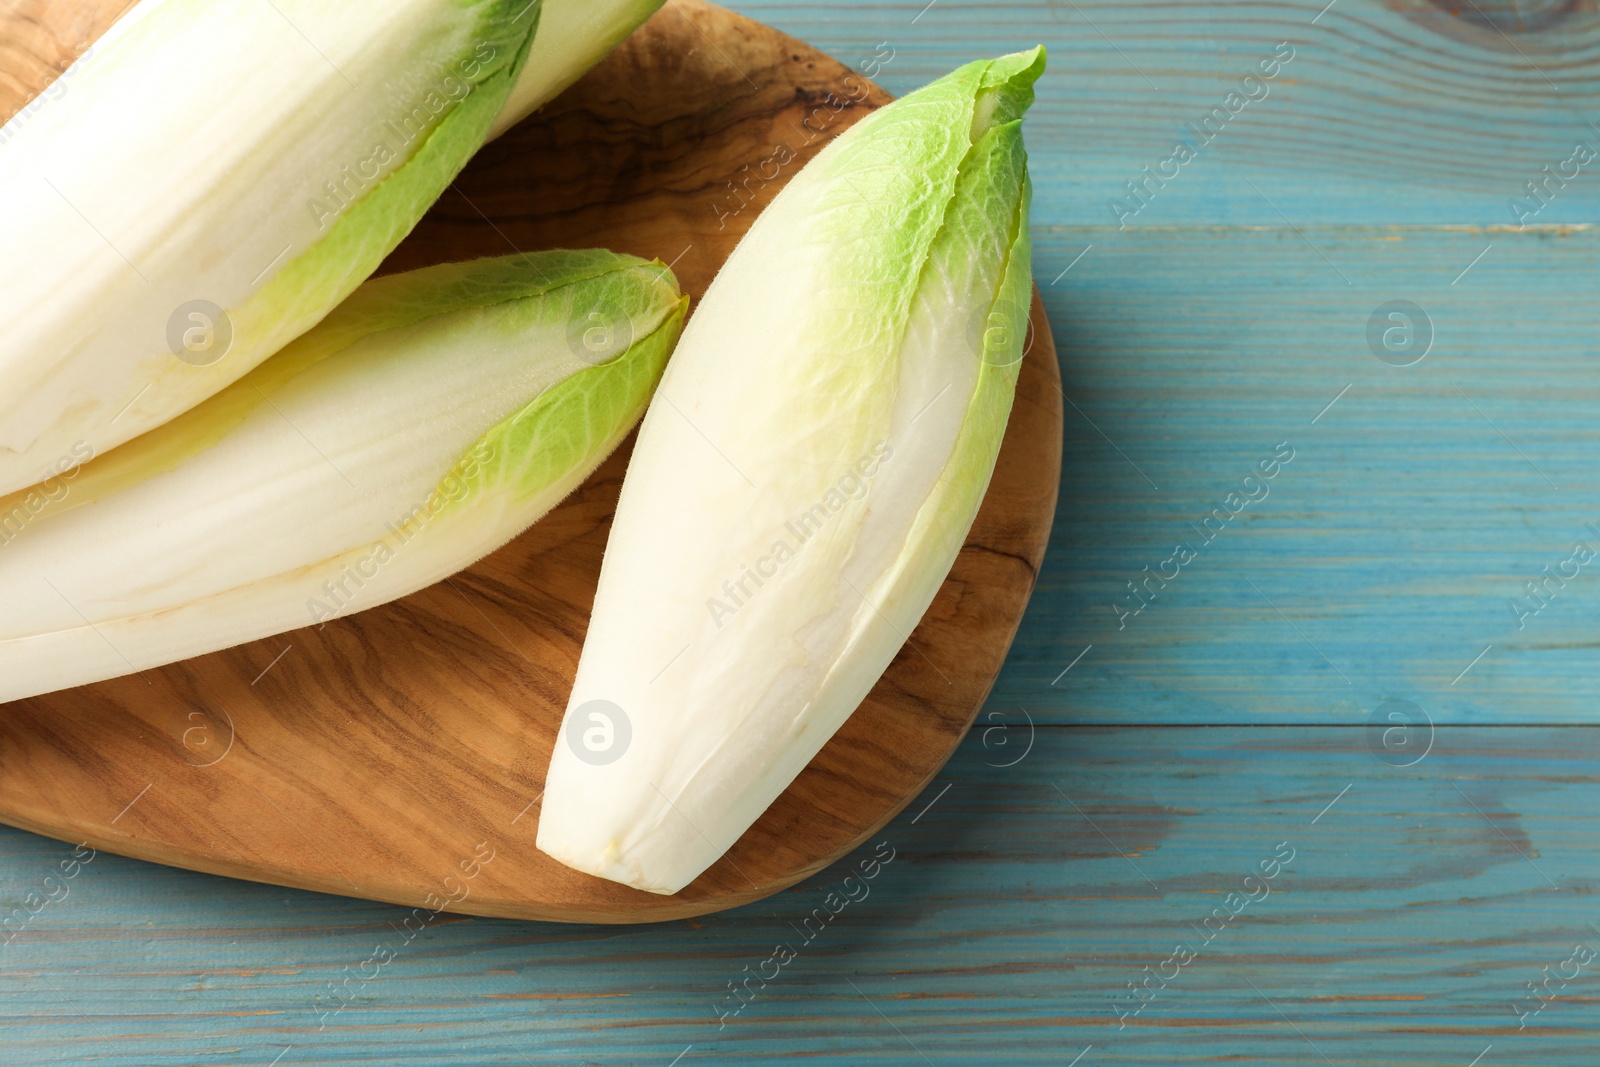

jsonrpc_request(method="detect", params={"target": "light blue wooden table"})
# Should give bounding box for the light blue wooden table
[8,1,1600,1063]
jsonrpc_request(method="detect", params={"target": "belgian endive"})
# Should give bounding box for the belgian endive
[0,0,663,498]
[0,250,685,704]
[538,49,1045,894]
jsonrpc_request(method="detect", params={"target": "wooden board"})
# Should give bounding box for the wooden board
[0,1,1061,922]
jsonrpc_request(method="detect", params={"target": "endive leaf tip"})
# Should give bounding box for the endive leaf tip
[441,275,685,513]
[968,47,1046,136]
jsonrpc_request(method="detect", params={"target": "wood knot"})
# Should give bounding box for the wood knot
[1422,0,1589,36]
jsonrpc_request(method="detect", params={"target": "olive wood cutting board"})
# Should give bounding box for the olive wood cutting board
[0,0,1062,922]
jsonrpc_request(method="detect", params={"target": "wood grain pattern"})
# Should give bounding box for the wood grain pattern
[0,1,1061,922]
[0,0,130,121]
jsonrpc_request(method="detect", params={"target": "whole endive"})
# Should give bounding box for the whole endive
[0,250,685,704]
[0,0,663,498]
[538,48,1045,894]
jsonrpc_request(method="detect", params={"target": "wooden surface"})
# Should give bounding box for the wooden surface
[6,726,1600,1065]
[5,0,1600,1063]
[0,2,1060,922]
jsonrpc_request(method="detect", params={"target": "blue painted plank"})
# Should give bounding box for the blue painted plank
[729,0,1600,226]
[995,224,1600,724]
[4,725,1599,1065]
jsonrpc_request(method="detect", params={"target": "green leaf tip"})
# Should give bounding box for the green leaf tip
[455,290,687,510]
[958,46,1046,139]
